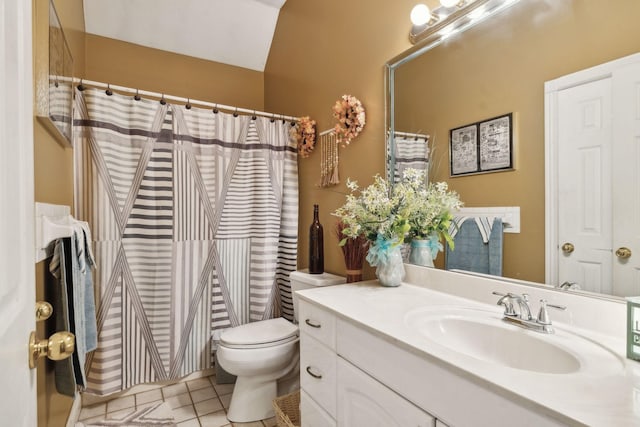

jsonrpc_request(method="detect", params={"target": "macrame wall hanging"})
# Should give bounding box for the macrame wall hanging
[319,129,339,187]
[294,95,365,188]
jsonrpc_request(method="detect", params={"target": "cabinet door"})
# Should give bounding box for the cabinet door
[337,358,435,427]
[301,390,336,427]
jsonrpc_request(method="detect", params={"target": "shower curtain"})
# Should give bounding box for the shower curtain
[73,88,299,395]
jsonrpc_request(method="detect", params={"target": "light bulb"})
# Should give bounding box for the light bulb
[410,4,431,26]
[440,0,460,7]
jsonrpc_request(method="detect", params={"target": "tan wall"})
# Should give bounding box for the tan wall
[33,0,85,425]
[264,0,421,279]
[393,0,640,282]
[265,0,640,282]
[84,34,264,111]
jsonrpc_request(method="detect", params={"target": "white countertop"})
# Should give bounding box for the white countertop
[297,275,640,426]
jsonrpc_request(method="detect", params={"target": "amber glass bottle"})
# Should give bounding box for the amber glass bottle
[309,204,324,274]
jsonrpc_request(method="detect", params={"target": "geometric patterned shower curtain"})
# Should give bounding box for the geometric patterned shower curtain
[73,88,298,395]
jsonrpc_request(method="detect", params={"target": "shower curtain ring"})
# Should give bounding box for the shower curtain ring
[270,114,275,123]
[233,108,239,118]
[105,84,113,96]
[77,79,85,91]
[134,89,141,101]
[213,104,219,114]
[186,99,192,110]
[160,94,166,105]
[251,111,257,120]
[281,115,286,124]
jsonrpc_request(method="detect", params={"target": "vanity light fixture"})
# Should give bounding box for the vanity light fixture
[409,0,521,46]
[410,4,437,27]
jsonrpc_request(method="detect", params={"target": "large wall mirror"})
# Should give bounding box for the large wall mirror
[386,0,640,298]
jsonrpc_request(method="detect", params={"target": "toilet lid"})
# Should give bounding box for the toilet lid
[219,317,298,348]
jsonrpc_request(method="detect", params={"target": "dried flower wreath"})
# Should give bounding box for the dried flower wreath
[332,94,366,146]
[293,116,317,158]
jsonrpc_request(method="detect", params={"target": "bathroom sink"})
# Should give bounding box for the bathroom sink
[404,306,623,375]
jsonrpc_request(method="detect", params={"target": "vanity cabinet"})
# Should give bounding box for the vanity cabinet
[299,299,566,427]
[299,300,437,427]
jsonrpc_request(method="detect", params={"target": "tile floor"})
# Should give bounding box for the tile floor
[77,372,278,427]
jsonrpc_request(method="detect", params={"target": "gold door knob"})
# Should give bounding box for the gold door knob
[29,331,75,369]
[616,247,632,259]
[35,301,53,321]
[561,243,575,254]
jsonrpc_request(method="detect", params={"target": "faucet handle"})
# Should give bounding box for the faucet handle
[537,299,567,325]
[492,291,517,316]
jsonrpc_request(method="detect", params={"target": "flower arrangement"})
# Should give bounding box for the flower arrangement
[333,168,462,264]
[332,94,365,146]
[400,169,463,257]
[292,116,317,158]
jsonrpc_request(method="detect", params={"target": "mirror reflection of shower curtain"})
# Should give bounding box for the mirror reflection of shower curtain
[73,88,298,395]
[388,132,429,184]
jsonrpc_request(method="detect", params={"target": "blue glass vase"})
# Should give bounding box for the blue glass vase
[375,245,405,287]
[409,239,435,267]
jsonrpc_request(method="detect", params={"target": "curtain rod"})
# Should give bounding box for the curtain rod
[73,78,300,122]
[390,130,430,139]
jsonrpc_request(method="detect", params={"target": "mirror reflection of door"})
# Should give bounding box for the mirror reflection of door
[552,56,640,296]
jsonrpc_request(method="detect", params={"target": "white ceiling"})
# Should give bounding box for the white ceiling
[83,0,287,72]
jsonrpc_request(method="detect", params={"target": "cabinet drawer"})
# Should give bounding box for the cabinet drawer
[300,332,337,417]
[298,299,336,350]
[300,390,336,427]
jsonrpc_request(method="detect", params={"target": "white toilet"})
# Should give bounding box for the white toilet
[216,270,346,423]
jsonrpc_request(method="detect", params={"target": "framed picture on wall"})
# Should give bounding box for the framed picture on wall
[449,113,514,176]
[450,124,478,176]
[479,113,513,172]
[36,0,74,146]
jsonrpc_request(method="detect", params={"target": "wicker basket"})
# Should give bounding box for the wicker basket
[272,389,301,427]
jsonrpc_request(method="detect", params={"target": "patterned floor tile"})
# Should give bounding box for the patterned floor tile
[81,373,279,427]
[194,397,224,417]
[199,410,232,427]
[191,385,217,403]
[106,395,135,413]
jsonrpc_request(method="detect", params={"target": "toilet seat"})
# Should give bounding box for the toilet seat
[220,317,298,349]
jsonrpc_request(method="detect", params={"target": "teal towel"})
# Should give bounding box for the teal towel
[445,217,503,276]
[49,232,97,395]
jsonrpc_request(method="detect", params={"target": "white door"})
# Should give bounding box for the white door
[557,78,613,294]
[553,55,640,297]
[612,62,640,296]
[0,0,37,425]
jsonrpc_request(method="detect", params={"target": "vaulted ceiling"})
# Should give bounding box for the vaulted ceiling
[83,0,287,72]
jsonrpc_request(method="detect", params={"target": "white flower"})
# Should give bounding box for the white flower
[334,168,463,250]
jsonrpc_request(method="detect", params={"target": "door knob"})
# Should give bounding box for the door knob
[616,247,632,259]
[29,331,75,369]
[35,301,53,321]
[561,242,575,254]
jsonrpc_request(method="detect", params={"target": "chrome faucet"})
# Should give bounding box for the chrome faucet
[492,291,566,334]
[558,281,581,291]
[493,292,531,320]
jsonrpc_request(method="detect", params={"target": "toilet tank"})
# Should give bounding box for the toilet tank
[290,269,346,323]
